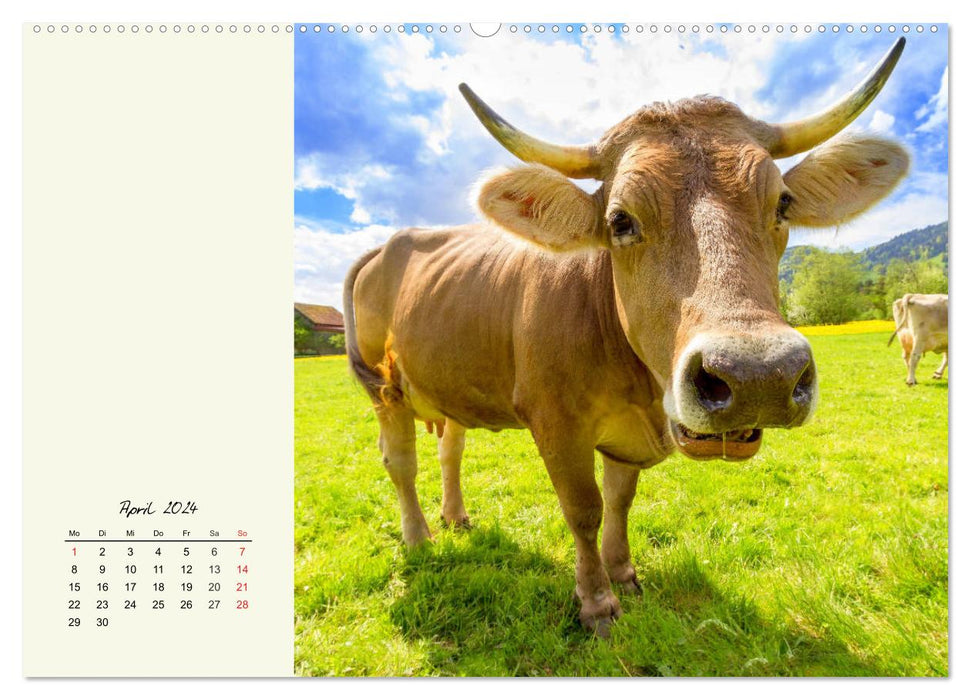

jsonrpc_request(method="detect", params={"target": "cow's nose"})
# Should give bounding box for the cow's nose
[674,330,817,431]
[691,363,733,412]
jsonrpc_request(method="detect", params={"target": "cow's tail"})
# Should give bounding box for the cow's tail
[343,247,393,405]
[888,294,914,346]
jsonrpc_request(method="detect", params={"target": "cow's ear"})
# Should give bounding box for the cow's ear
[476,165,602,252]
[782,137,909,227]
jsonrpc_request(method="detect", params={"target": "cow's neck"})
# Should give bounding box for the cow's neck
[577,249,669,463]
[590,250,657,386]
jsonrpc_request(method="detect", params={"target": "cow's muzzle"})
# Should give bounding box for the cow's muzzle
[664,329,817,460]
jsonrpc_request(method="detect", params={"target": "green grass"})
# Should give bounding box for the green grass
[294,333,948,677]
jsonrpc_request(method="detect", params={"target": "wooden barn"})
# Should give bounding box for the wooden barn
[294,303,345,356]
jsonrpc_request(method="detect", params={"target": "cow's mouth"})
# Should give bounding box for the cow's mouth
[670,420,762,461]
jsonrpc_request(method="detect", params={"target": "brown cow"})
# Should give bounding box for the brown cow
[343,40,909,635]
[889,293,948,385]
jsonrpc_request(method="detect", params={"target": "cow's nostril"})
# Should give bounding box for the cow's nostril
[693,366,732,411]
[792,362,815,406]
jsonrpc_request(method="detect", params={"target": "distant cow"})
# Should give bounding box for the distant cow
[889,293,948,385]
[342,40,909,635]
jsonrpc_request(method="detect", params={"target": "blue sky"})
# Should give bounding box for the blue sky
[294,25,948,309]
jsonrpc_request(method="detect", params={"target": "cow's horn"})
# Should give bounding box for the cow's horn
[459,83,602,179]
[768,38,906,158]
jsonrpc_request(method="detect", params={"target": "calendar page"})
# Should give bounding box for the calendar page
[21,15,952,681]
[22,22,294,677]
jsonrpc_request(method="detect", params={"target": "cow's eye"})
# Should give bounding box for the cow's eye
[609,210,634,234]
[607,209,642,247]
[776,192,793,221]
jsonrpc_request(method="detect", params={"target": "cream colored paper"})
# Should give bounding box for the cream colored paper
[22,25,294,677]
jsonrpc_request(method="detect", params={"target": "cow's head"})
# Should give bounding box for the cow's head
[464,39,909,460]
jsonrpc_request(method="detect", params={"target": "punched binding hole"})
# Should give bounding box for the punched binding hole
[470,23,501,37]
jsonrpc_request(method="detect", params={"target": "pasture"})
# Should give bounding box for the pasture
[294,329,948,677]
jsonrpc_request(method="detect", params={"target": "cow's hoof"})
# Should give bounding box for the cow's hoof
[906,380,917,386]
[401,520,432,547]
[606,563,643,596]
[592,618,613,639]
[933,373,943,379]
[440,513,472,530]
[575,588,622,638]
[403,535,432,548]
[617,576,643,597]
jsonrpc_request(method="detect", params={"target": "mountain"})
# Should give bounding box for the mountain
[779,221,949,283]
[860,221,948,269]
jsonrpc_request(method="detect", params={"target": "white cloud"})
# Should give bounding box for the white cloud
[915,66,947,133]
[295,155,398,224]
[374,30,798,149]
[404,113,451,156]
[867,109,896,134]
[295,157,393,194]
[349,204,372,225]
[294,221,397,311]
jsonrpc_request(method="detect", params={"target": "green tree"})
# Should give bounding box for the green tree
[784,248,866,326]
[327,333,346,353]
[294,316,312,353]
[778,277,793,320]
[857,273,886,320]
[882,255,948,317]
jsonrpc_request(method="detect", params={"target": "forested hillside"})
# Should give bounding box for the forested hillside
[778,221,948,325]
[861,221,948,269]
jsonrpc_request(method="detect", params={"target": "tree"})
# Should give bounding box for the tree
[784,248,866,326]
[778,277,793,320]
[327,333,346,353]
[882,255,948,317]
[857,272,887,320]
[294,316,312,353]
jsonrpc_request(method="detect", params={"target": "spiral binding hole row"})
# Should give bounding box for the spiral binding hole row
[32,23,940,36]
[33,24,294,34]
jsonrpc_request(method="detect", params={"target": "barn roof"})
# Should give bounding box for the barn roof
[295,303,344,331]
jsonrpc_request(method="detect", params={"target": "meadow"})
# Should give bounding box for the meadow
[294,328,948,677]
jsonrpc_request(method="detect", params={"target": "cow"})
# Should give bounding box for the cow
[889,293,948,385]
[342,39,909,636]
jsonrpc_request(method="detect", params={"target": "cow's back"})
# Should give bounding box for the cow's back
[903,293,948,353]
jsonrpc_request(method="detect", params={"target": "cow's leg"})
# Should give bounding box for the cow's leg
[536,437,620,637]
[438,419,470,527]
[377,404,431,546]
[906,342,923,386]
[933,352,948,380]
[900,332,914,373]
[601,457,641,595]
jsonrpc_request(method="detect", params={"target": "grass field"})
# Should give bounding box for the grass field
[294,329,948,677]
